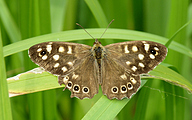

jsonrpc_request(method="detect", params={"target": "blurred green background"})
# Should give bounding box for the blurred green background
[0,0,192,120]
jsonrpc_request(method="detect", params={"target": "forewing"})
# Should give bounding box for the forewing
[105,41,167,75]
[28,41,91,76]
[101,56,140,100]
[58,55,99,99]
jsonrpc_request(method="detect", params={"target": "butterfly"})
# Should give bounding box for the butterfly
[28,38,167,100]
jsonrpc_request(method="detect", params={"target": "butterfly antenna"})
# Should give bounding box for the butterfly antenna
[99,19,114,40]
[76,23,95,40]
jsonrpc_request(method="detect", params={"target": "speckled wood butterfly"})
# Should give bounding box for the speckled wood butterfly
[28,26,167,100]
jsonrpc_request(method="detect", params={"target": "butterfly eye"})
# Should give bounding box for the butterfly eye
[40,51,47,55]
[150,49,156,55]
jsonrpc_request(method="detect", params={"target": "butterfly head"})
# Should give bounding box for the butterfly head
[93,39,101,45]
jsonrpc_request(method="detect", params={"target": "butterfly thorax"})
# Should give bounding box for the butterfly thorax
[92,39,106,66]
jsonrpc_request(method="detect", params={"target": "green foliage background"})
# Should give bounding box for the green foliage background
[0,0,192,120]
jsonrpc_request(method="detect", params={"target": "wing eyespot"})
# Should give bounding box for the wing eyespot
[111,86,118,93]
[121,85,127,93]
[82,87,89,93]
[67,81,73,89]
[127,82,133,90]
[40,50,47,55]
[150,49,156,55]
[73,84,80,93]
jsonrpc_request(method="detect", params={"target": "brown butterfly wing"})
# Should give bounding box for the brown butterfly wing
[28,42,92,76]
[29,42,99,99]
[101,56,140,99]
[58,55,99,99]
[105,41,167,75]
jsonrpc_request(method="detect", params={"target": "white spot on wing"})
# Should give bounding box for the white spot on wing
[138,54,144,60]
[72,73,79,79]
[132,46,138,52]
[63,76,69,84]
[42,55,48,60]
[120,74,127,80]
[67,62,73,66]
[38,53,42,57]
[67,46,72,54]
[149,54,155,59]
[37,48,42,52]
[144,44,150,52]
[131,66,137,72]
[46,45,52,53]
[124,45,129,53]
[54,63,59,68]
[59,46,64,52]
[126,61,131,65]
[139,63,145,68]
[62,66,67,72]
[154,47,159,51]
[130,77,137,84]
[53,55,59,61]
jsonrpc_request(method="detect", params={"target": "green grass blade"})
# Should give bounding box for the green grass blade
[85,0,108,27]
[164,1,189,120]
[85,0,114,45]
[163,81,174,120]
[0,0,23,71]
[3,29,192,58]
[148,65,192,93]
[133,81,152,120]
[8,68,62,97]
[165,19,192,47]
[0,0,21,42]
[50,0,68,32]
[0,28,13,120]
[63,0,78,30]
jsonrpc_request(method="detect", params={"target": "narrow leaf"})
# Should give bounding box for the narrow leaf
[3,29,192,58]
